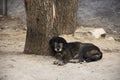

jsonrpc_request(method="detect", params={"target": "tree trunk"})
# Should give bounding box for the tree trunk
[24,0,57,55]
[24,0,78,55]
[54,0,78,34]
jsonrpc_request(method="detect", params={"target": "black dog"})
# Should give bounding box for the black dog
[49,36,102,65]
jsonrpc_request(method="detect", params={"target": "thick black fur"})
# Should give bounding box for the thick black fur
[49,36,103,65]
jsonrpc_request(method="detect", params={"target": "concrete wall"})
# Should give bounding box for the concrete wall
[7,0,26,21]
[0,0,3,15]
[77,0,120,35]
[7,0,120,35]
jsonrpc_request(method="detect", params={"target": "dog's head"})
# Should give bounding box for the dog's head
[49,36,67,53]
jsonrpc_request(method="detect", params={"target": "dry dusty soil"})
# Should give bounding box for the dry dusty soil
[0,19,120,80]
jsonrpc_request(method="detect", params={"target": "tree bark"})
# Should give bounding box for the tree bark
[54,0,78,34]
[24,0,57,55]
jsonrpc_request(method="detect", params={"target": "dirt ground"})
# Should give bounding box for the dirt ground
[0,19,120,80]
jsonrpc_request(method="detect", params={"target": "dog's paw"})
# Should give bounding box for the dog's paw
[53,60,59,65]
[53,60,64,66]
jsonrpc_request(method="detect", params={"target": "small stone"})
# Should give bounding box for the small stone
[74,27,106,39]
[106,37,114,41]
[90,28,106,38]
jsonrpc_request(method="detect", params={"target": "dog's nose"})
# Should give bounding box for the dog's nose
[57,48,60,51]
[55,48,60,52]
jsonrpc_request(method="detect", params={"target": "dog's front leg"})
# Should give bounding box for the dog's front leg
[53,53,65,66]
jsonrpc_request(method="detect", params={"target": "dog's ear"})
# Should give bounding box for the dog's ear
[49,36,57,46]
[49,38,53,45]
